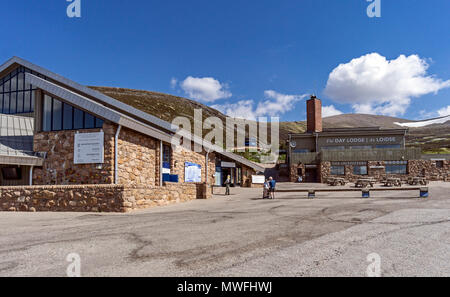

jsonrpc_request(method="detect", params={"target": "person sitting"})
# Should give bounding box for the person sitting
[263,179,270,199]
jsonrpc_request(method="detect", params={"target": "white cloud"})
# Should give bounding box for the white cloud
[180,76,231,102]
[437,105,450,117]
[322,105,343,118]
[170,77,178,89]
[212,100,256,120]
[212,90,307,120]
[324,53,450,116]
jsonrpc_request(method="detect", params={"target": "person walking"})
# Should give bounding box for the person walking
[225,175,231,195]
[269,176,276,199]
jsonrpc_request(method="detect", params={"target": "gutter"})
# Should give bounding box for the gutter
[114,125,122,184]
[160,140,163,186]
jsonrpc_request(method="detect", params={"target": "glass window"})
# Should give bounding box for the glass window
[385,161,407,174]
[376,144,401,149]
[41,95,104,132]
[330,165,345,175]
[353,165,368,175]
[0,67,38,114]
[17,72,24,91]
[63,103,73,130]
[293,149,310,153]
[52,98,62,130]
[3,78,10,92]
[9,92,16,114]
[163,145,171,164]
[321,146,345,151]
[23,91,31,113]
[73,108,84,129]
[84,113,95,129]
[17,92,24,113]
[42,95,52,131]
[3,93,10,114]
[10,75,17,92]
[349,146,372,150]
[95,118,104,128]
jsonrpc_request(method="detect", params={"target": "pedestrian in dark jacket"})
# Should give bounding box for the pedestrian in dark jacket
[225,175,231,195]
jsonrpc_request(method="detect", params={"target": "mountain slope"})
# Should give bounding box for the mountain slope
[89,86,449,154]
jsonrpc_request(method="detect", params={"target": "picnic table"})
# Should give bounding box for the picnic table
[355,178,375,188]
[408,177,428,186]
[327,177,347,186]
[384,177,402,187]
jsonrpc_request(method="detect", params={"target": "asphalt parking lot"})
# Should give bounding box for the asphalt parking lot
[0,182,449,277]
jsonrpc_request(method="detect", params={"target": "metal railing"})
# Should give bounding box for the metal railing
[321,148,421,162]
[290,148,422,164]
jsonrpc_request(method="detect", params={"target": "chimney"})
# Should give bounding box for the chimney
[306,95,322,133]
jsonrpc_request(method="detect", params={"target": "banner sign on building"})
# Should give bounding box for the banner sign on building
[74,132,104,164]
[221,161,236,168]
[184,162,202,183]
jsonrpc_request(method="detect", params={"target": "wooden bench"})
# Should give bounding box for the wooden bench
[384,177,402,187]
[355,178,375,188]
[327,177,347,186]
[408,177,428,186]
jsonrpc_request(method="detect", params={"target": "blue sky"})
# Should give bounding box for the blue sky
[1,0,449,121]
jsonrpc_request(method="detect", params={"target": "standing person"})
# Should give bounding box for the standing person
[263,179,270,199]
[269,177,276,199]
[225,175,231,195]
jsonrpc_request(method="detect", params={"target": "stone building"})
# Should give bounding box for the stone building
[288,96,449,183]
[0,57,264,212]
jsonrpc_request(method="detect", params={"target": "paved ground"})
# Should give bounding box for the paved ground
[0,182,449,277]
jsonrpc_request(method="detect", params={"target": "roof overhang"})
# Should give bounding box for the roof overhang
[0,155,44,166]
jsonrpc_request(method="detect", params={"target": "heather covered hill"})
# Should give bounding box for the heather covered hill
[89,86,449,154]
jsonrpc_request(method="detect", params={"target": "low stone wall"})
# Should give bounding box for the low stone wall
[0,183,211,213]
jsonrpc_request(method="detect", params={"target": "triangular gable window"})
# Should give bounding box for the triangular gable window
[42,94,104,131]
[0,66,44,114]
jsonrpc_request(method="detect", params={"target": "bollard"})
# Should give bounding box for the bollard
[420,187,429,198]
[308,190,315,199]
[362,188,370,198]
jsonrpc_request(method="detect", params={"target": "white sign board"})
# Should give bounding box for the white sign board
[74,132,104,164]
[221,161,236,168]
[252,175,265,184]
[185,162,202,183]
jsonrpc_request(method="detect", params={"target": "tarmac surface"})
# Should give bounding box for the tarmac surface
[0,182,449,277]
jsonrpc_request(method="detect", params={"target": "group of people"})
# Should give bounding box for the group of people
[224,175,276,199]
[263,177,276,199]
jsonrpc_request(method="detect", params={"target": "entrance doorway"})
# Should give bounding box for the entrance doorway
[305,168,318,182]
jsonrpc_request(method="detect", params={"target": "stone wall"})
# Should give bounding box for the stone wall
[320,160,449,183]
[290,163,306,182]
[0,185,124,212]
[33,123,116,185]
[408,160,449,181]
[0,183,208,213]
[117,127,158,186]
[171,146,216,185]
